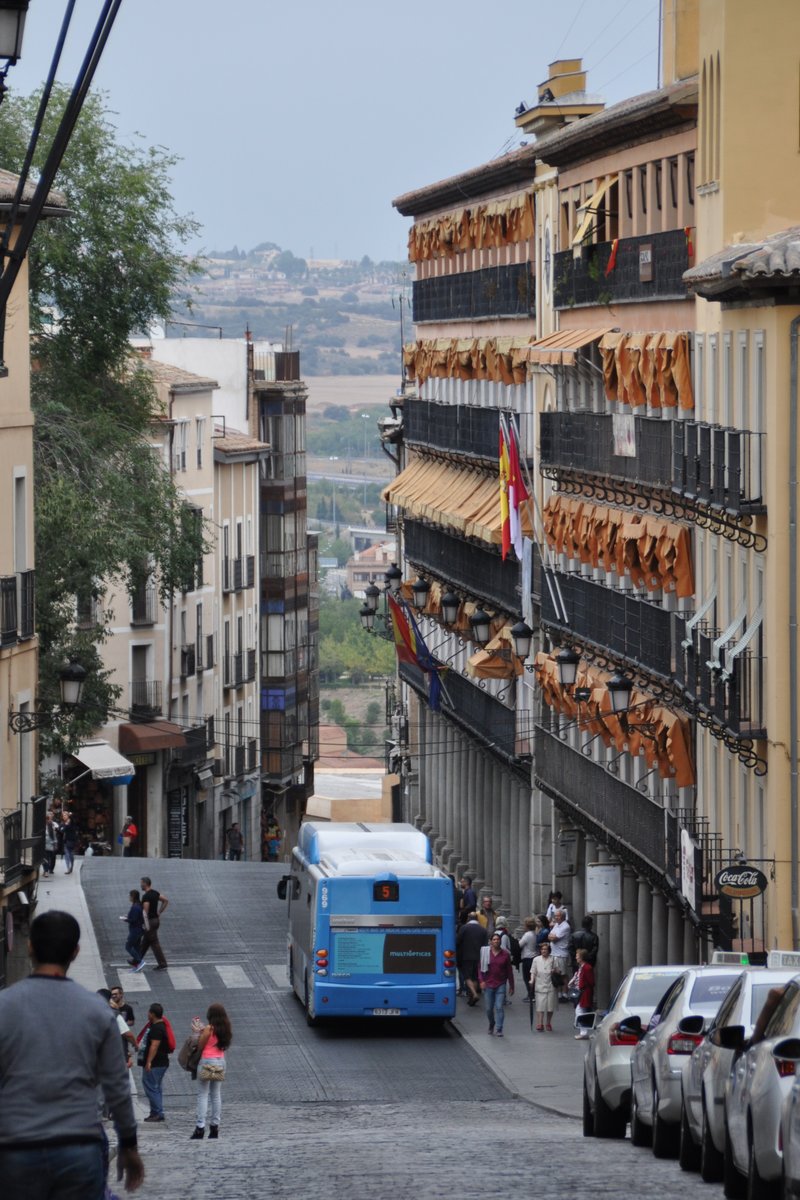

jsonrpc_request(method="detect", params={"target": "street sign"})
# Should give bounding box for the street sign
[714,864,768,899]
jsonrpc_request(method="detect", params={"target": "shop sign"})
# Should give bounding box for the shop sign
[680,827,702,912]
[714,863,768,899]
[127,753,156,767]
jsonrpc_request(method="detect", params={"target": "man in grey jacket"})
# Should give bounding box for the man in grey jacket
[0,910,144,1199]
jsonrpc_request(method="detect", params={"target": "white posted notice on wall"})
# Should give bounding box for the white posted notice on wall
[586,862,623,914]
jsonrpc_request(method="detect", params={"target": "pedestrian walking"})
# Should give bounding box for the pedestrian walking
[61,812,79,874]
[190,1003,233,1140]
[459,875,477,919]
[121,888,145,966]
[226,823,244,861]
[456,911,488,1006]
[572,948,596,1038]
[139,1003,170,1122]
[132,876,169,971]
[42,813,58,877]
[518,916,538,998]
[121,816,138,858]
[0,910,144,1198]
[478,931,514,1036]
[530,940,557,1031]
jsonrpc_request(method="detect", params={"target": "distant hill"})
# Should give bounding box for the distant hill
[175,245,411,375]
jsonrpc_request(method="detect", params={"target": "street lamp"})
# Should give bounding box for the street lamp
[469,607,492,645]
[359,603,375,632]
[441,591,461,626]
[8,658,88,733]
[364,579,381,613]
[384,562,402,595]
[510,620,533,660]
[0,1,27,71]
[411,576,430,611]
[555,646,580,689]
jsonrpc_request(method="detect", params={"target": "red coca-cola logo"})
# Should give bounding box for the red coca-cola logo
[714,865,768,899]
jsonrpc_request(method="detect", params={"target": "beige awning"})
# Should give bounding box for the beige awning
[525,326,614,366]
[572,178,614,246]
[382,456,505,545]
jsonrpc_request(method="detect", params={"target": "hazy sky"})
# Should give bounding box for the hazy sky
[12,1,661,261]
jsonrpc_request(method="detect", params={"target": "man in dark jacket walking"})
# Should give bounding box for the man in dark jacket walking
[457,912,488,1006]
[570,915,600,971]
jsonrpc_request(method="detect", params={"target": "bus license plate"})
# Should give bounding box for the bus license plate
[373,1008,401,1016]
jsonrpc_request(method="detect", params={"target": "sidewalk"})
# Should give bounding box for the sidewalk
[34,864,586,1120]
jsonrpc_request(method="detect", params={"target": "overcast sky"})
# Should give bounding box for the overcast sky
[12,0,660,261]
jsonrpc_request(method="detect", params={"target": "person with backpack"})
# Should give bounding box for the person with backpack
[138,1002,174,1122]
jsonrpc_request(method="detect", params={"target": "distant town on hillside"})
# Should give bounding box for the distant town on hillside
[172,243,411,376]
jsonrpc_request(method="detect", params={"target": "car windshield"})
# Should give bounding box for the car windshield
[689,974,739,1011]
[626,971,683,1008]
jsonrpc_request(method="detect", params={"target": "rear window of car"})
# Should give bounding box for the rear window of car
[690,974,739,1009]
[627,971,683,1007]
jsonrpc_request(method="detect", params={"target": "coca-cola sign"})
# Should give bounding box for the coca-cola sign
[714,864,768,899]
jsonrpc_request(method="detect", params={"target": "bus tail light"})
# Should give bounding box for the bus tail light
[667,1032,704,1055]
[315,948,328,974]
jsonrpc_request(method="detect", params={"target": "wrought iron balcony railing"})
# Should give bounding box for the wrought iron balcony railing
[130,680,162,715]
[233,555,256,591]
[554,228,690,308]
[247,738,258,773]
[399,658,519,762]
[534,725,679,882]
[180,644,196,678]
[404,399,504,464]
[405,519,520,614]
[130,580,157,625]
[169,723,209,767]
[1,575,16,646]
[1,795,46,884]
[413,262,535,323]
[19,570,34,640]
[675,618,766,739]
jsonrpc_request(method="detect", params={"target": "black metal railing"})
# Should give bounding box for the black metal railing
[234,744,246,776]
[130,580,157,625]
[130,680,162,715]
[535,726,678,878]
[233,555,256,591]
[234,652,244,688]
[404,399,503,463]
[540,411,765,515]
[554,228,690,309]
[222,559,231,593]
[541,571,677,683]
[245,649,257,682]
[405,520,521,614]
[675,619,766,737]
[180,644,196,678]
[169,723,208,767]
[206,715,215,753]
[248,739,258,772]
[19,570,34,639]
[413,262,534,323]
[1,795,46,882]
[399,659,518,761]
[1,575,16,646]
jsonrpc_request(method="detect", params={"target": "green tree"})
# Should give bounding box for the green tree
[0,87,204,754]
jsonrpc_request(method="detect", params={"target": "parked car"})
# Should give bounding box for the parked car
[581,965,685,1139]
[679,966,797,1180]
[724,973,800,1198]
[779,1044,800,1199]
[625,966,741,1157]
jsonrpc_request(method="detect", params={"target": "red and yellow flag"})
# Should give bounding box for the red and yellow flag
[499,424,511,560]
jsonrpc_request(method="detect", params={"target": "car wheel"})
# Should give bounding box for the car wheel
[679,1099,701,1172]
[747,1137,780,1200]
[593,1073,627,1139]
[724,1123,746,1199]
[630,1084,651,1148]
[583,1077,595,1138]
[700,1095,724,1183]
[652,1081,679,1159]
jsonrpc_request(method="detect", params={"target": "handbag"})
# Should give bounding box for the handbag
[567,985,582,1004]
[198,1060,225,1082]
[178,1035,202,1073]
[550,967,565,989]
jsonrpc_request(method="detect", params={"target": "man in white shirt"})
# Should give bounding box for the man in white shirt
[548,909,572,998]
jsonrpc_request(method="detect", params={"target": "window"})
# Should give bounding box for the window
[624,171,633,221]
[174,420,188,472]
[686,153,695,204]
[639,166,648,216]
[196,417,206,469]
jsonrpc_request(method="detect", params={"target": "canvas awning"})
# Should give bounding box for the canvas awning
[71,740,135,782]
[525,326,614,366]
[383,456,507,545]
[118,721,187,754]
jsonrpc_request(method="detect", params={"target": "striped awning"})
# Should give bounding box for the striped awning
[525,326,615,366]
[382,456,510,545]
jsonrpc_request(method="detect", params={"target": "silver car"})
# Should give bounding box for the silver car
[581,964,684,1139]
[724,973,800,1197]
[678,967,796,1181]
[779,1044,800,1198]
[627,966,740,1158]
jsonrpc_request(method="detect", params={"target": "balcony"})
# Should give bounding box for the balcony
[1,575,16,646]
[169,723,209,768]
[233,555,256,591]
[130,680,162,716]
[405,519,520,614]
[404,400,503,464]
[540,411,766,518]
[234,744,246,777]
[0,795,46,884]
[247,738,258,773]
[554,228,690,309]
[412,262,534,323]
[541,571,677,683]
[399,658,519,762]
[534,726,678,880]
[180,644,196,678]
[252,349,301,383]
[234,651,244,688]
[675,619,766,738]
[19,570,34,640]
[130,580,157,625]
[245,648,257,682]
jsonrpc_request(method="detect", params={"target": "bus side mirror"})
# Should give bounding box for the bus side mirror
[277,876,290,900]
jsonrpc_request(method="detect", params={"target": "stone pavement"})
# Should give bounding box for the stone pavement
[33,861,587,1121]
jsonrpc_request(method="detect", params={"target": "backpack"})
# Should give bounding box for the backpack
[137,1015,176,1054]
[507,933,522,969]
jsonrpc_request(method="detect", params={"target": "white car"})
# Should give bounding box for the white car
[779,1046,800,1198]
[723,973,800,1198]
[627,966,741,1158]
[679,966,796,1181]
[581,965,685,1139]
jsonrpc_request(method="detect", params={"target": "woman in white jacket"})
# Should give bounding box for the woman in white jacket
[529,940,557,1032]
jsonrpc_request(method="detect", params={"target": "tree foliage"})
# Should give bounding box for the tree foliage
[0,86,204,753]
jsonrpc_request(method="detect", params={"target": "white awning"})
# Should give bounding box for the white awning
[72,740,135,782]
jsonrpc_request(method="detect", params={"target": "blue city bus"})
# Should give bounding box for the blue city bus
[277,822,457,1023]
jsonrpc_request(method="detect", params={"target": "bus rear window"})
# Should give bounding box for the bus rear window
[332,929,437,976]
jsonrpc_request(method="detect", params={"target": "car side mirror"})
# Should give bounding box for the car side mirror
[576,1011,596,1030]
[678,1014,705,1036]
[710,1024,745,1051]
[277,877,288,900]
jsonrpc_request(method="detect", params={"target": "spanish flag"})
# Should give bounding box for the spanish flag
[499,424,511,561]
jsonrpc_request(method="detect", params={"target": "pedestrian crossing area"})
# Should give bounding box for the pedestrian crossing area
[113,962,290,994]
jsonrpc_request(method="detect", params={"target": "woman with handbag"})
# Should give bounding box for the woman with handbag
[530,940,557,1032]
[572,948,595,1039]
[190,1003,233,1140]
